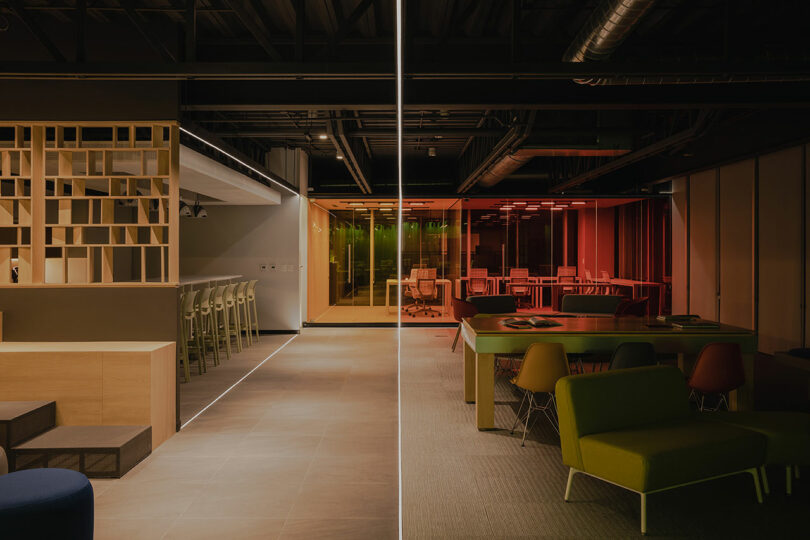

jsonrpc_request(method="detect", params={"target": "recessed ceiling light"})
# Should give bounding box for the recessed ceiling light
[525,206,539,210]
[410,202,424,206]
[541,201,555,206]
[318,134,328,140]
[513,202,527,205]
[557,204,569,208]
[551,207,563,211]
[379,208,392,212]
[379,202,395,206]
[348,202,364,206]
[354,207,368,212]
[571,201,586,205]
[500,205,514,211]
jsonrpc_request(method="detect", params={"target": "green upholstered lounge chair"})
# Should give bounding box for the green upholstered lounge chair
[556,366,767,535]
[698,410,810,495]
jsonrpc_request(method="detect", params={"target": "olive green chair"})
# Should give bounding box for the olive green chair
[556,366,767,535]
[223,283,242,353]
[699,410,810,495]
[214,285,232,360]
[235,281,252,348]
[246,279,260,342]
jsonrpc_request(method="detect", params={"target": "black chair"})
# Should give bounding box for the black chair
[616,296,650,317]
[608,342,656,370]
[466,294,517,314]
[560,294,624,315]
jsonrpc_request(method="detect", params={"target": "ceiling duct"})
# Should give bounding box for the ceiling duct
[563,0,810,85]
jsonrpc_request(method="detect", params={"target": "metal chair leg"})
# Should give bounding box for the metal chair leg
[451,324,461,351]
[511,390,528,434]
[564,468,576,502]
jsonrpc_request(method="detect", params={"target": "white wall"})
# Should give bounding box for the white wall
[179,194,302,331]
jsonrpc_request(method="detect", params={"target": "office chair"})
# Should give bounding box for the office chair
[468,268,489,296]
[508,268,532,308]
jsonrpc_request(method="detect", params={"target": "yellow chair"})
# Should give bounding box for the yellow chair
[214,285,232,360]
[198,287,220,367]
[235,281,252,347]
[177,291,191,383]
[510,342,570,446]
[223,283,242,353]
[181,289,205,376]
[246,279,260,342]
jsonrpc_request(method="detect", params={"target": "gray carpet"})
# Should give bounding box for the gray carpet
[400,328,808,539]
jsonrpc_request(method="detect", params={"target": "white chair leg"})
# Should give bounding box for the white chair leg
[760,466,770,495]
[786,466,793,495]
[564,468,576,502]
[750,468,763,503]
[640,493,647,535]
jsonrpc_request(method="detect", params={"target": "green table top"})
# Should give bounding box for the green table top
[465,314,754,336]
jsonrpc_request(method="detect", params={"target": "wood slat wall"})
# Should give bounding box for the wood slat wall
[672,143,808,354]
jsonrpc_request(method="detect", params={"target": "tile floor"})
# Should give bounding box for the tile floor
[93,328,398,540]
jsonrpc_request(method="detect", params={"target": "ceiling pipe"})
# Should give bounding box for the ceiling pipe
[563,0,810,85]
[551,109,715,192]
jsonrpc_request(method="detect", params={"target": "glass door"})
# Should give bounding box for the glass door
[329,209,371,307]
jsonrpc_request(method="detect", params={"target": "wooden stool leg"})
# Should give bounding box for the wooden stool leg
[179,314,190,383]
[221,308,232,360]
[242,301,252,347]
[251,299,260,341]
[233,304,243,352]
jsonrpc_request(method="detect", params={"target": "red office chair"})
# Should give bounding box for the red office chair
[508,268,532,308]
[402,268,420,314]
[451,297,478,351]
[468,268,489,296]
[409,268,440,318]
[688,342,745,411]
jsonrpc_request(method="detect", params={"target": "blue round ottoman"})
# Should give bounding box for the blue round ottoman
[0,468,94,540]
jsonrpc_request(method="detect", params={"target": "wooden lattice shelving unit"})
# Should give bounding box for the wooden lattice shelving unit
[0,122,179,286]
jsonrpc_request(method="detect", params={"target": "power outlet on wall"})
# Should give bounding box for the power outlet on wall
[260,264,268,271]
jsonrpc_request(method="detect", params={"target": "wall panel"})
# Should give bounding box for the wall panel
[307,201,331,321]
[689,170,718,320]
[671,177,688,314]
[718,159,755,329]
[759,147,803,353]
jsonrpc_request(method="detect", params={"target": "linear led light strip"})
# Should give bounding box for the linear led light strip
[180,335,298,430]
[396,0,404,538]
[179,126,299,198]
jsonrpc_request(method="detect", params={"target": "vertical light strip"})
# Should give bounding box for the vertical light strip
[395,0,404,538]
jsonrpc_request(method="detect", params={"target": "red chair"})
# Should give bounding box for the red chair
[451,297,478,351]
[688,342,745,411]
[508,268,532,308]
[468,268,489,296]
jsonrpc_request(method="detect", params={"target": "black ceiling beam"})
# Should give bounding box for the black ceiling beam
[294,0,304,62]
[216,128,508,138]
[75,0,87,62]
[326,116,372,194]
[225,0,283,61]
[7,0,67,62]
[178,79,810,111]
[321,0,375,57]
[185,0,196,62]
[120,0,176,62]
[2,60,810,80]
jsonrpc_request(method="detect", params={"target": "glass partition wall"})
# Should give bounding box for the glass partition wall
[307,197,670,324]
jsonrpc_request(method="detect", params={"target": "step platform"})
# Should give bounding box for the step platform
[13,425,152,478]
[0,401,56,454]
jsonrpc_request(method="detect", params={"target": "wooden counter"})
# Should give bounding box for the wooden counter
[0,341,175,448]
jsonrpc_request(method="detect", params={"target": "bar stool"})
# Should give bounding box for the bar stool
[235,281,252,347]
[223,283,243,353]
[198,287,220,367]
[181,289,205,376]
[246,279,260,342]
[214,285,232,360]
[178,291,191,383]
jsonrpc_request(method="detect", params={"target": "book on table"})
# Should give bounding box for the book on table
[501,317,563,329]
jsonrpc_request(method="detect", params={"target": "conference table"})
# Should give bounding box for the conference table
[460,314,756,430]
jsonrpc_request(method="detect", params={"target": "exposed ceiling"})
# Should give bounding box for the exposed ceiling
[2,1,810,197]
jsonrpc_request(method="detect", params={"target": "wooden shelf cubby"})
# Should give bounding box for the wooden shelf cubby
[1,122,178,286]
